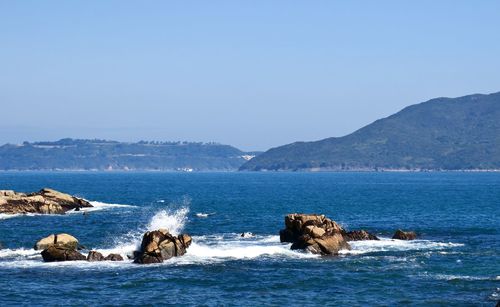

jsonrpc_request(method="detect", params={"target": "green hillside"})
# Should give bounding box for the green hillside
[0,139,259,171]
[240,92,500,171]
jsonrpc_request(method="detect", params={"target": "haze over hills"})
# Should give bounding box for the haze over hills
[0,139,260,171]
[240,92,500,171]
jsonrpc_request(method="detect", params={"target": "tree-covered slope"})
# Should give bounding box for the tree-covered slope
[0,139,259,171]
[240,92,500,171]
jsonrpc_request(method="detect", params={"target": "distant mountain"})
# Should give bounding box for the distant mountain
[0,139,260,171]
[240,92,500,171]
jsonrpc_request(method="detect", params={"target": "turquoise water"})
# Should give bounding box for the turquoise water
[0,172,499,305]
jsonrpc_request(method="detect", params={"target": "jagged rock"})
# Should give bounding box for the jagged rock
[41,246,86,262]
[343,230,379,241]
[104,253,124,261]
[133,229,192,264]
[34,233,79,250]
[87,251,105,262]
[0,188,92,215]
[392,229,417,240]
[280,214,350,255]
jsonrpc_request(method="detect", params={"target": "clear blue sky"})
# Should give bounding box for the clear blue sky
[1,1,499,151]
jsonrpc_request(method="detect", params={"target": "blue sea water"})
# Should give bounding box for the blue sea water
[0,172,499,306]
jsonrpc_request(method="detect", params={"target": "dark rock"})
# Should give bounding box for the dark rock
[104,253,124,261]
[41,246,86,262]
[0,188,92,215]
[392,229,417,240]
[87,251,105,262]
[280,214,350,255]
[343,230,379,241]
[133,229,192,264]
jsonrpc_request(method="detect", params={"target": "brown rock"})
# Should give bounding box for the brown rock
[282,213,350,255]
[304,225,326,238]
[34,233,79,250]
[87,251,105,262]
[0,188,92,216]
[392,229,417,240]
[133,229,192,264]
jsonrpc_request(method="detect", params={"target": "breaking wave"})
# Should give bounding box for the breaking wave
[339,238,464,255]
[0,205,467,269]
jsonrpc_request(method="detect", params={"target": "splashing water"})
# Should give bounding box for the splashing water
[147,207,190,235]
[96,203,191,257]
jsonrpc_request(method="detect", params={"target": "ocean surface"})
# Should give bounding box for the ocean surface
[0,172,499,306]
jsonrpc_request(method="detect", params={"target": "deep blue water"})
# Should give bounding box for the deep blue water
[0,172,499,306]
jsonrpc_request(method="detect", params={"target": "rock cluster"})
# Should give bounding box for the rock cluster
[280,214,351,255]
[0,188,92,215]
[36,233,124,262]
[86,251,124,262]
[133,229,192,264]
[392,229,417,240]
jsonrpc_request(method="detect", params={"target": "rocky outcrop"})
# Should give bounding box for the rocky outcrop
[37,234,126,262]
[280,214,350,255]
[41,245,86,262]
[34,233,80,250]
[87,251,105,262]
[392,229,417,240]
[0,188,92,215]
[343,230,379,241]
[133,229,192,264]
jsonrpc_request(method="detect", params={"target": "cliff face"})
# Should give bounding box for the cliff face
[240,92,500,171]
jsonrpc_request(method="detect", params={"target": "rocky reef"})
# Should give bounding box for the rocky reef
[0,188,92,215]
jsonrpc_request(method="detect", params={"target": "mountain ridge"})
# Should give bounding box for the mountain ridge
[240,92,500,171]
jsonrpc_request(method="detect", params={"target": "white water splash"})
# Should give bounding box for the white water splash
[339,237,464,255]
[0,248,39,259]
[96,205,191,258]
[420,272,498,281]
[181,234,316,262]
[0,213,21,220]
[147,207,189,235]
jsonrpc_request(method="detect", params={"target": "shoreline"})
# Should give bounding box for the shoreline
[0,169,500,173]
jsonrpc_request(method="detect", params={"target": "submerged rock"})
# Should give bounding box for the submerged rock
[41,246,86,262]
[280,214,350,255]
[343,230,379,241]
[133,229,192,264]
[392,229,417,240]
[0,188,92,215]
[104,253,124,261]
[34,233,80,250]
